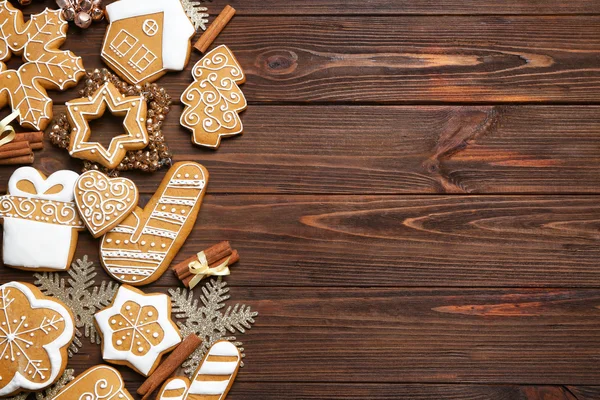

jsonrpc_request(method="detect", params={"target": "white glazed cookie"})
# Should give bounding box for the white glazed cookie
[94,285,182,377]
[74,171,139,238]
[156,340,241,400]
[66,81,149,169]
[180,45,247,149]
[101,0,195,85]
[0,167,84,271]
[50,365,134,400]
[100,162,209,286]
[0,1,85,130]
[0,282,75,397]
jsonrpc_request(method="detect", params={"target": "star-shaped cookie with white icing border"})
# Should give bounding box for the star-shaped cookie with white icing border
[66,82,149,169]
[94,285,181,377]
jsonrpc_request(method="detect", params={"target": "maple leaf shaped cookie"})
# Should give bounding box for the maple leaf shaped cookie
[180,45,247,149]
[0,1,85,130]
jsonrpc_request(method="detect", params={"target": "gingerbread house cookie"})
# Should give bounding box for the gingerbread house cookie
[0,167,84,271]
[94,285,182,377]
[101,0,195,85]
[0,282,75,397]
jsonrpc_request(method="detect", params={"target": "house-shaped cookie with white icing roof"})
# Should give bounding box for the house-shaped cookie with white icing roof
[101,0,195,85]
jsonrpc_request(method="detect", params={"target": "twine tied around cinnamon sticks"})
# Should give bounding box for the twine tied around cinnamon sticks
[172,241,239,288]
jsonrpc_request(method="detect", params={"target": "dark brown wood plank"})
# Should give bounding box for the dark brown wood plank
[22,105,600,194]
[3,194,600,288]
[47,15,600,104]
[17,286,600,386]
[567,386,600,399]
[228,0,600,15]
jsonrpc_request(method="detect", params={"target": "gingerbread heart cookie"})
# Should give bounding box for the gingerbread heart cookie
[74,171,139,238]
[0,282,75,397]
[100,162,209,286]
[50,365,134,400]
[156,340,241,400]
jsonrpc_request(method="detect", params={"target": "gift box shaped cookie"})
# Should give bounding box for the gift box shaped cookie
[0,167,84,271]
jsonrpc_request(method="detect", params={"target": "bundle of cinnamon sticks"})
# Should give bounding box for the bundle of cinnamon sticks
[172,241,239,288]
[0,131,43,165]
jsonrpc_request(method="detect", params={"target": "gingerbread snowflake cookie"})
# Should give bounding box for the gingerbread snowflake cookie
[51,365,134,400]
[74,171,139,238]
[66,81,149,169]
[181,45,247,149]
[94,285,182,376]
[0,167,84,271]
[157,340,241,400]
[100,162,209,286]
[102,0,195,85]
[0,1,85,130]
[0,282,75,397]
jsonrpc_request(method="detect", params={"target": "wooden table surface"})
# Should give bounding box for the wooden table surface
[3,0,600,399]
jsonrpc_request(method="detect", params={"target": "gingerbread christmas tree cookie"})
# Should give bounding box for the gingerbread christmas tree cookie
[50,365,134,400]
[0,1,85,130]
[102,0,195,85]
[94,285,182,377]
[181,45,247,149]
[0,167,84,271]
[0,282,75,397]
[66,81,149,169]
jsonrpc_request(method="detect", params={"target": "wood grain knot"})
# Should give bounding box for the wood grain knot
[260,50,299,75]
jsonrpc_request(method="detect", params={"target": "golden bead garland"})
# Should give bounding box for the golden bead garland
[49,69,173,176]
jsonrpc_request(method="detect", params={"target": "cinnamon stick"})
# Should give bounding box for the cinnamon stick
[137,334,203,399]
[12,131,43,146]
[0,154,34,165]
[0,146,32,160]
[182,249,239,288]
[0,141,30,153]
[193,5,236,53]
[172,241,232,278]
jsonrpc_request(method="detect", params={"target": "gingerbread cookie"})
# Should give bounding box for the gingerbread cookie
[0,1,85,131]
[0,167,84,271]
[181,45,247,149]
[66,81,149,169]
[50,365,134,400]
[0,282,75,397]
[74,171,139,238]
[100,162,209,286]
[157,340,241,400]
[102,0,195,85]
[94,285,181,377]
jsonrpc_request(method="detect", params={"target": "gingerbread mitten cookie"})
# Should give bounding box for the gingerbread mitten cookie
[50,365,134,400]
[180,45,247,149]
[102,0,195,85]
[156,340,241,400]
[0,282,75,397]
[0,167,84,271]
[95,285,181,377]
[0,1,85,130]
[100,162,209,286]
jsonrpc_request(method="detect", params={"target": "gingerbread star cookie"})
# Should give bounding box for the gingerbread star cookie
[0,1,85,130]
[0,282,75,397]
[181,45,247,149]
[102,0,195,85]
[66,81,149,169]
[100,162,209,286]
[74,171,139,238]
[95,285,181,377]
[50,365,134,400]
[0,167,85,271]
[157,340,242,400]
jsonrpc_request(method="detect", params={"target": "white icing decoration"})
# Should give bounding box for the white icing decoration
[8,167,79,202]
[94,285,181,376]
[0,282,74,396]
[51,365,130,400]
[103,0,195,84]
